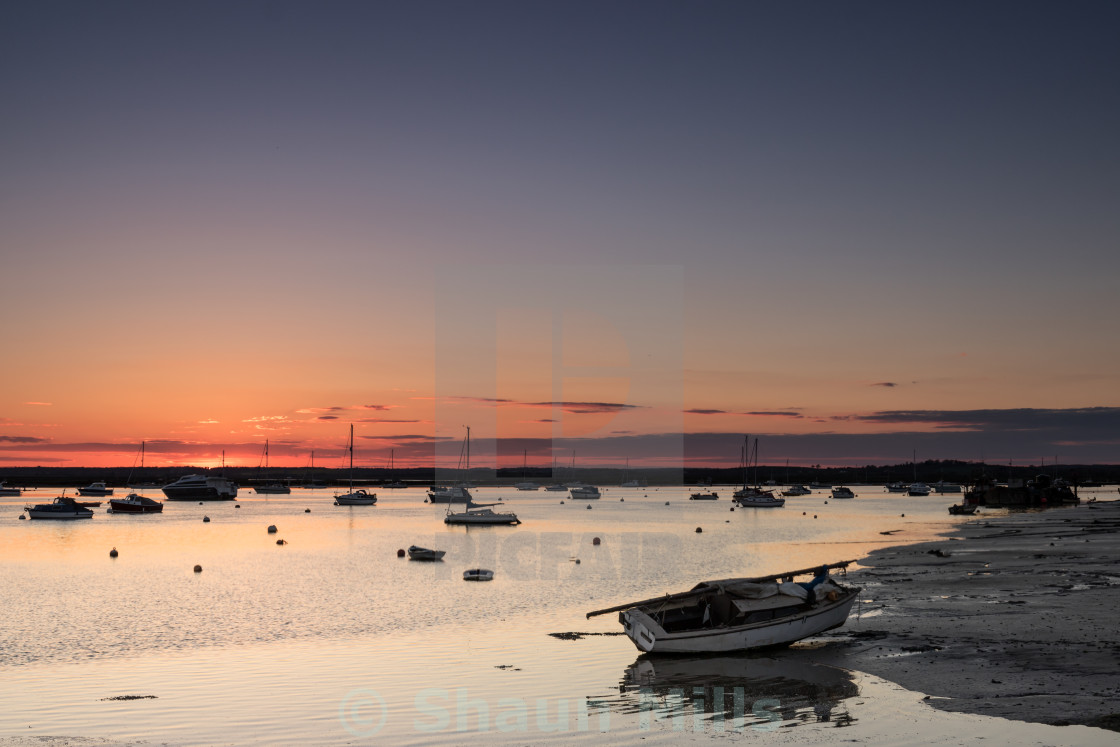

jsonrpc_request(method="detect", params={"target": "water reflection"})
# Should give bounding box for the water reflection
[616,653,859,730]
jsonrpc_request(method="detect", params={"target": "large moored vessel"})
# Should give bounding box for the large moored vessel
[161,474,238,500]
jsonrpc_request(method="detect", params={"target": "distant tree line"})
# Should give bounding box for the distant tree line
[1,459,1117,488]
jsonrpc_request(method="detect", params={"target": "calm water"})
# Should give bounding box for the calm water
[1,485,1112,745]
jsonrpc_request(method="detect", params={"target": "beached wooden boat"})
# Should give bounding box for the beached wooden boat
[587,561,858,654]
[463,568,494,581]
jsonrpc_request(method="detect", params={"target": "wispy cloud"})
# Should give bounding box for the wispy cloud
[440,396,642,414]
[744,411,803,419]
[685,408,728,415]
[871,382,897,388]
[24,401,52,406]
[0,435,48,443]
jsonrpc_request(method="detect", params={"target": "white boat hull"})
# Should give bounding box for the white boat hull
[621,591,858,654]
[335,490,376,505]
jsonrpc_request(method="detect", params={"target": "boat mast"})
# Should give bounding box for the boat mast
[349,424,354,491]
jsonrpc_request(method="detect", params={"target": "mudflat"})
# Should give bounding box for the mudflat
[795,499,1120,731]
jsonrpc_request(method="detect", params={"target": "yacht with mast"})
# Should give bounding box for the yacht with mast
[428,427,473,503]
[334,424,376,506]
[732,436,785,508]
[254,440,291,494]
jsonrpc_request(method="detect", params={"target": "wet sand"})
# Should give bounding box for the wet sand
[794,499,1120,731]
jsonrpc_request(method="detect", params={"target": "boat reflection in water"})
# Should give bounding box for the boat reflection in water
[616,654,859,730]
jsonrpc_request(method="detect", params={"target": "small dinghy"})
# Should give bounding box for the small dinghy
[463,568,494,581]
[587,560,858,654]
[408,545,446,561]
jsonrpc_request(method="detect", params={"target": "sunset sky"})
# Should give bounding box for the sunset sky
[2,1,1118,469]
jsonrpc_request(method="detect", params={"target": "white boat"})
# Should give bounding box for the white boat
[429,428,474,502]
[735,491,786,508]
[334,424,377,506]
[77,481,114,497]
[885,481,909,493]
[444,506,521,525]
[830,486,856,499]
[587,561,859,654]
[26,496,94,520]
[0,481,22,496]
[569,485,601,500]
[463,568,494,581]
[427,484,472,503]
[108,492,164,514]
[407,545,446,561]
[907,482,931,496]
[732,436,784,507]
[162,474,238,500]
[544,484,567,492]
[781,485,811,497]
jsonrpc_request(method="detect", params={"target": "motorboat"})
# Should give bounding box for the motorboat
[255,483,291,494]
[907,482,931,496]
[407,545,446,561]
[334,425,377,505]
[335,489,377,506]
[933,481,963,494]
[427,485,472,503]
[463,569,494,581]
[569,485,601,500]
[587,561,858,654]
[781,485,811,496]
[162,474,238,500]
[108,493,164,514]
[0,481,22,496]
[733,490,785,508]
[830,486,856,499]
[885,481,910,493]
[444,507,521,525]
[689,492,719,500]
[77,481,114,497]
[26,497,94,520]
[544,484,568,491]
[514,482,540,491]
[383,480,408,489]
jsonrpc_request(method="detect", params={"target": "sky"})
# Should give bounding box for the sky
[2,1,1119,470]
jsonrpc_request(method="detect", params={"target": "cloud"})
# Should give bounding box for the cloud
[871,382,897,388]
[354,418,423,424]
[24,401,52,406]
[197,419,219,424]
[743,411,803,419]
[685,409,727,415]
[0,435,48,443]
[528,401,643,414]
[440,396,642,414]
[317,415,340,421]
[851,407,1120,433]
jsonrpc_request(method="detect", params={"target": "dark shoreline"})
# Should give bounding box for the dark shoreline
[792,500,1120,731]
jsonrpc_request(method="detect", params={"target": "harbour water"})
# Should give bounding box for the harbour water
[1,486,1113,745]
